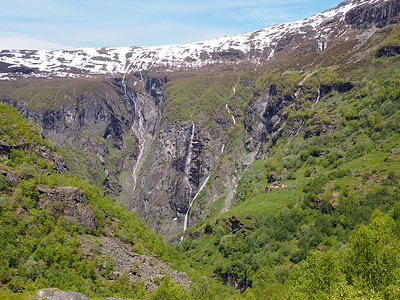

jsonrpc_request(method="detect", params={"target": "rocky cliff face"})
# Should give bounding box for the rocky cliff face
[345,0,400,30]
[1,75,165,197]
[131,120,218,237]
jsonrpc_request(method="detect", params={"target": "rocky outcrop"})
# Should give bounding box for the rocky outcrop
[80,235,191,292]
[345,0,400,30]
[224,273,248,294]
[37,185,97,230]
[0,139,67,174]
[376,45,400,57]
[244,90,295,155]
[0,168,20,186]
[38,146,68,174]
[37,289,90,300]
[0,140,10,156]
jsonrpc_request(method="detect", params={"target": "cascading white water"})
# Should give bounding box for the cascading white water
[183,122,195,196]
[226,79,239,125]
[122,73,127,94]
[180,175,210,242]
[123,70,161,214]
[123,70,148,214]
[122,70,145,192]
[128,71,153,194]
[132,101,145,190]
[226,102,236,125]
[293,120,305,140]
[233,78,239,94]
[316,87,321,103]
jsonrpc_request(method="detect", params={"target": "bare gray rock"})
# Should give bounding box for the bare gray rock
[0,168,20,186]
[0,140,10,156]
[38,146,68,174]
[37,185,97,230]
[37,289,90,300]
[96,236,191,291]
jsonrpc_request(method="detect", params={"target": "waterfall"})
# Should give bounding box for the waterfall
[233,79,239,94]
[316,87,321,103]
[226,79,239,125]
[122,73,127,94]
[221,144,225,154]
[226,102,236,125]
[132,101,145,190]
[180,175,210,243]
[121,69,142,190]
[183,122,195,196]
[293,120,305,140]
[122,70,145,191]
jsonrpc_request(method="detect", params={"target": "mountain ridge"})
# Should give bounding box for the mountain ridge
[1,0,398,79]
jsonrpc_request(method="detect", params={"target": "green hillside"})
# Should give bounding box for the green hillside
[177,36,400,299]
[0,103,241,299]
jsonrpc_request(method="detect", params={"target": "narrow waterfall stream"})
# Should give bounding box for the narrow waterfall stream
[225,78,239,125]
[120,69,143,190]
[131,73,151,191]
[316,87,321,103]
[122,70,149,212]
[123,71,164,214]
[183,122,195,196]
[132,102,145,190]
[226,103,236,125]
[293,120,305,140]
[180,175,210,243]
[179,122,198,243]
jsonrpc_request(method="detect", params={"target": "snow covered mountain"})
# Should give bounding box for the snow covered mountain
[0,0,398,79]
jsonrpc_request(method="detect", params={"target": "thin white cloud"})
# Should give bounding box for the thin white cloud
[0,31,70,50]
[0,0,342,50]
[132,0,310,13]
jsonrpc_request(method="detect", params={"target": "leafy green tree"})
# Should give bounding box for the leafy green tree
[344,210,400,293]
[250,266,285,299]
[149,276,189,300]
[190,277,216,300]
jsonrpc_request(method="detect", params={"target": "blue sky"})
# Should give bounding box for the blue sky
[0,0,344,50]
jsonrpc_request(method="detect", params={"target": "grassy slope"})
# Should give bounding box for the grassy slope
[0,78,119,111]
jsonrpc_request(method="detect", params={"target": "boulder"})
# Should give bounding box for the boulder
[0,169,20,186]
[37,289,90,300]
[0,140,10,156]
